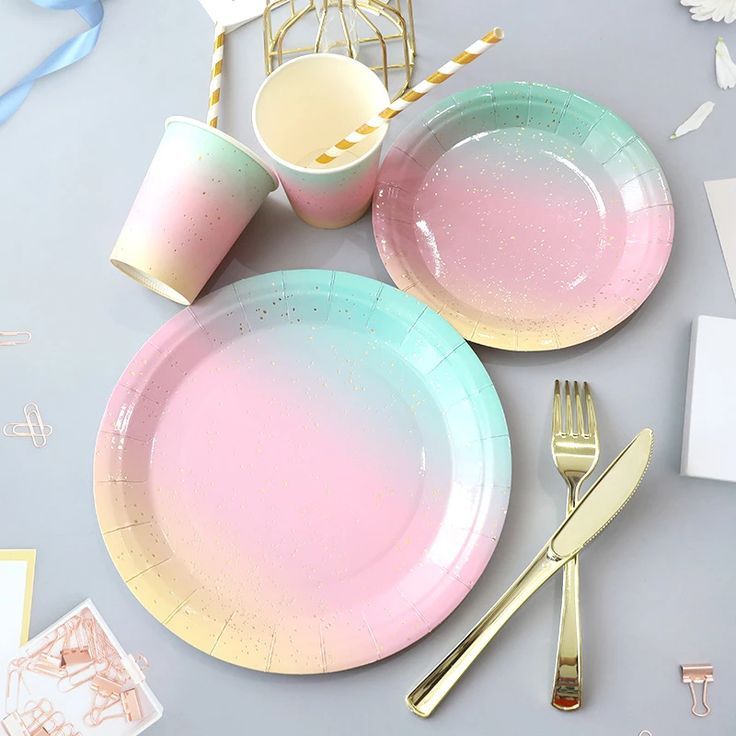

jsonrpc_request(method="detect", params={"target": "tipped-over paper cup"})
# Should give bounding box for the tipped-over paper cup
[253,54,390,229]
[110,116,278,305]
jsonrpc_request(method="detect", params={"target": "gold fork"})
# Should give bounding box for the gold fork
[550,380,600,711]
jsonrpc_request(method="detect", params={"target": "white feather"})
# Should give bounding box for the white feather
[716,37,736,88]
[681,0,736,22]
[670,101,715,139]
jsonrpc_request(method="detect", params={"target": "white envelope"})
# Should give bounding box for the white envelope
[0,551,35,659]
[705,178,736,301]
[682,316,736,482]
[196,0,266,30]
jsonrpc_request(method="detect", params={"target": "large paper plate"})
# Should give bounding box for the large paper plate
[94,270,511,673]
[373,83,674,351]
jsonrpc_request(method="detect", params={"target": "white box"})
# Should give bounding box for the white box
[681,315,736,482]
[1,600,162,736]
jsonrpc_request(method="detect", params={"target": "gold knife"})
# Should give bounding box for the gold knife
[406,428,654,718]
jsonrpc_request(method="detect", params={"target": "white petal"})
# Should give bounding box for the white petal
[680,0,736,22]
[670,101,715,138]
[716,37,736,88]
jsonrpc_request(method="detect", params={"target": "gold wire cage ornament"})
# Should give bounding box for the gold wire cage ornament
[263,0,416,100]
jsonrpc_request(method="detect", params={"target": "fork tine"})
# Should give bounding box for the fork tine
[564,380,574,436]
[552,380,562,436]
[584,381,597,442]
[574,381,585,436]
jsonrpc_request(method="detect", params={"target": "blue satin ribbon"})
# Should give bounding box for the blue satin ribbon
[0,0,104,125]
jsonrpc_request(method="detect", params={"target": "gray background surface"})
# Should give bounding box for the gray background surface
[1,1,735,734]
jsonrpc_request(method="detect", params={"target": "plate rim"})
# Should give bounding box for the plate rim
[373,81,675,352]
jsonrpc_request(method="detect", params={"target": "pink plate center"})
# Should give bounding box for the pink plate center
[149,324,452,616]
[412,128,627,321]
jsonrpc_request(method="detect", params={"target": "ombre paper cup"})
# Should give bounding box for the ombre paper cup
[110,116,278,305]
[252,54,390,229]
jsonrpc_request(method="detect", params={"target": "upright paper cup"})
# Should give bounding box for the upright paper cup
[110,116,278,305]
[253,54,390,229]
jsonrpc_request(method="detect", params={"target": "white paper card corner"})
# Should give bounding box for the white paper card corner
[197,0,266,31]
[0,550,35,659]
[682,315,736,483]
[705,177,736,301]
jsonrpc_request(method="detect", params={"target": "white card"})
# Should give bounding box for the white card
[681,316,736,483]
[705,178,736,301]
[196,0,266,31]
[0,551,35,659]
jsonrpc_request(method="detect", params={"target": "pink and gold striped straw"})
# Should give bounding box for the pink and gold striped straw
[207,23,225,128]
[315,27,504,165]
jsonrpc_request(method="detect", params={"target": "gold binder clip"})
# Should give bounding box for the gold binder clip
[84,687,141,727]
[29,653,63,678]
[90,675,123,697]
[0,331,31,347]
[59,648,91,668]
[120,688,142,722]
[681,664,713,717]
[1,712,30,736]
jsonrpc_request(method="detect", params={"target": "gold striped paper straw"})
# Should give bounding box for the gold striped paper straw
[207,23,225,128]
[315,27,504,165]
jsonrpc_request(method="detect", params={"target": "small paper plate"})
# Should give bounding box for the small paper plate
[373,83,675,351]
[94,271,511,673]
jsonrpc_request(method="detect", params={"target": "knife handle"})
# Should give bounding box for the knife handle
[406,547,564,717]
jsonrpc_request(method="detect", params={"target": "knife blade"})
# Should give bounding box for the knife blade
[406,428,654,718]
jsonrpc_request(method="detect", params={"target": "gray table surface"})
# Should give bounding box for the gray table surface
[2,1,735,734]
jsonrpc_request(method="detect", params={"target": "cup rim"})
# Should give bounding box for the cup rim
[165,116,280,191]
[110,258,193,305]
[252,53,390,176]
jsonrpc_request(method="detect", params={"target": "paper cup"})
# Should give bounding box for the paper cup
[110,116,278,305]
[253,54,390,229]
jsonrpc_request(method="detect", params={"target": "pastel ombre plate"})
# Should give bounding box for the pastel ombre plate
[94,270,511,674]
[373,83,675,350]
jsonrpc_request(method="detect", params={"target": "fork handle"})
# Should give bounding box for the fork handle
[552,481,583,710]
[551,554,582,709]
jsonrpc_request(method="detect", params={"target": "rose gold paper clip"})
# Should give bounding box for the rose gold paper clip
[3,403,53,448]
[0,331,31,347]
[10,699,65,736]
[681,663,713,717]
